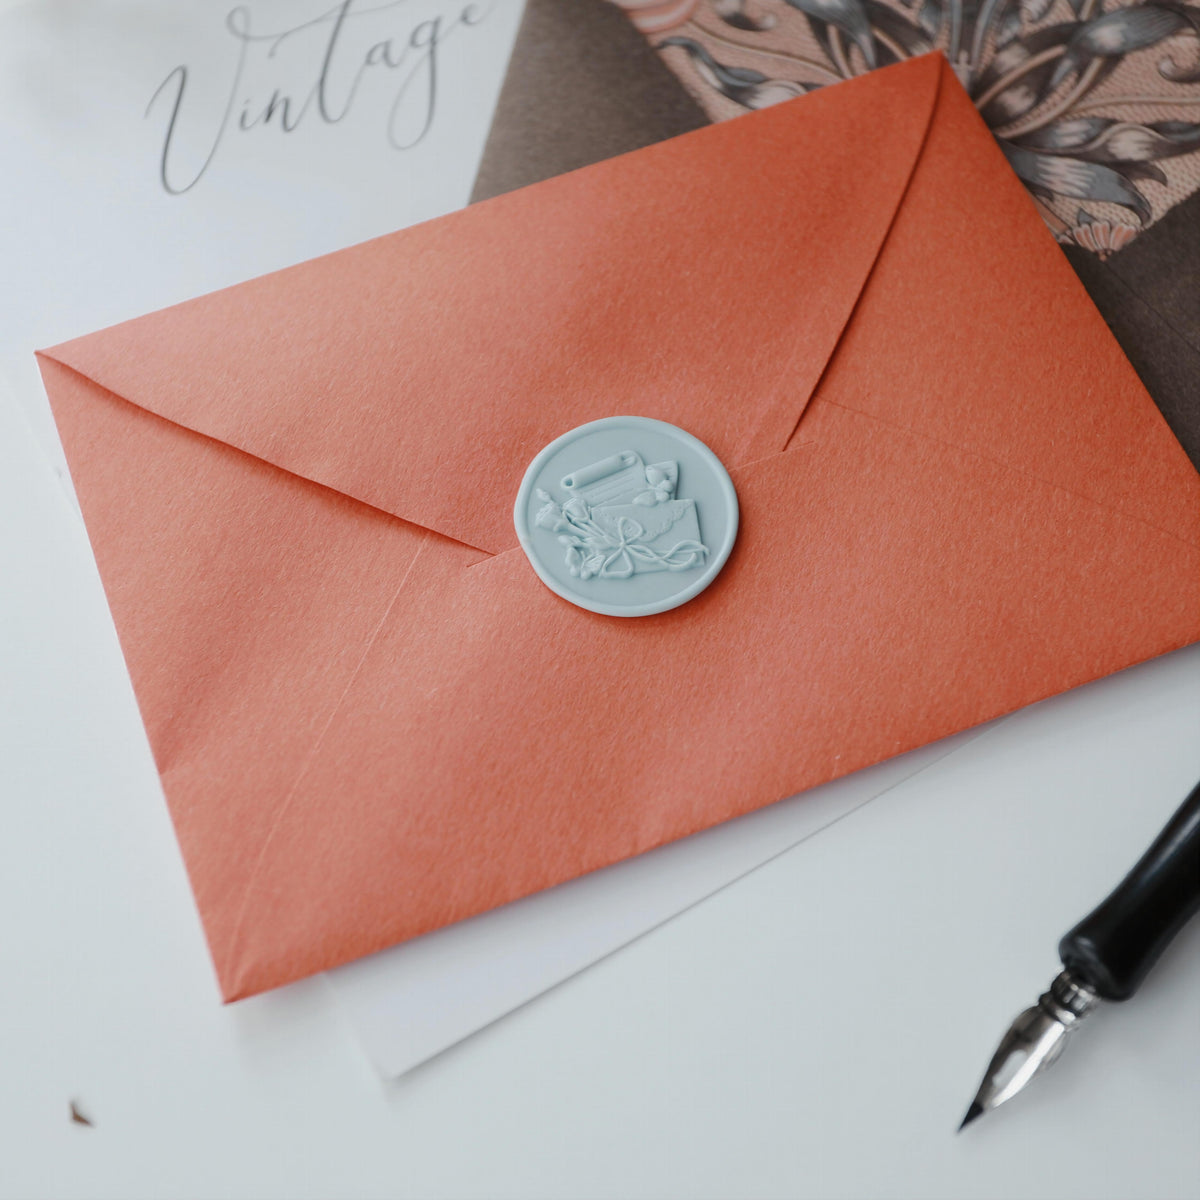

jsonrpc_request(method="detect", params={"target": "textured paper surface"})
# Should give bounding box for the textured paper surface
[38,56,1200,1001]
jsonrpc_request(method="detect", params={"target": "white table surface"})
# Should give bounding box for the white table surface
[3,382,1198,1199]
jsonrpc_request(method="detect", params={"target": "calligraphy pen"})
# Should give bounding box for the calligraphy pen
[959,777,1200,1131]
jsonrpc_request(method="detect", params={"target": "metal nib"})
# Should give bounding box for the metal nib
[957,1101,984,1132]
[958,970,1098,1132]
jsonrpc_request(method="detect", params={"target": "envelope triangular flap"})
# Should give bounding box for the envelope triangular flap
[40,57,944,557]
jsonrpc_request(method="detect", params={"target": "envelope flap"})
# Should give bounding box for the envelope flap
[42,56,943,556]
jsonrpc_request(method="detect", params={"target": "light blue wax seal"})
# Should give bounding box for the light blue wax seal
[514,416,739,617]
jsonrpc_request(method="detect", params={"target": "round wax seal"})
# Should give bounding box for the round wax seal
[513,416,738,617]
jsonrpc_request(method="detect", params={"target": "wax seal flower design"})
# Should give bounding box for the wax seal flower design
[635,463,680,505]
[514,417,739,618]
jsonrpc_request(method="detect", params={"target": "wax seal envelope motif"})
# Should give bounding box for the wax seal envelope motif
[36,56,1200,1001]
[515,417,738,616]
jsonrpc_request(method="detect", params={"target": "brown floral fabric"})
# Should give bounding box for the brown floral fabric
[614,0,1200,255]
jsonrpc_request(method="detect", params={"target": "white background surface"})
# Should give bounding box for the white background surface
[2,2,1198,1197]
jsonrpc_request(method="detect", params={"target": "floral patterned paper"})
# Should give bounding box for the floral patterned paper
[614,0,1200,254]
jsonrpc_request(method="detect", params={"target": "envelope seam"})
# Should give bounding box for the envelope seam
[218,537,431,996]
[35,353,502,560]
[769,56,946,457]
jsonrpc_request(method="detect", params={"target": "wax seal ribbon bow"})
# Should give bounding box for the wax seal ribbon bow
[514,416,739,617]
[535,491,708,580]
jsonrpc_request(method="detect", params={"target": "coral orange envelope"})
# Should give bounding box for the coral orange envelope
[38,54,1200,1001]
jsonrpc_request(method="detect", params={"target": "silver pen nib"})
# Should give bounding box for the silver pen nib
[958,970,1098,1131]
